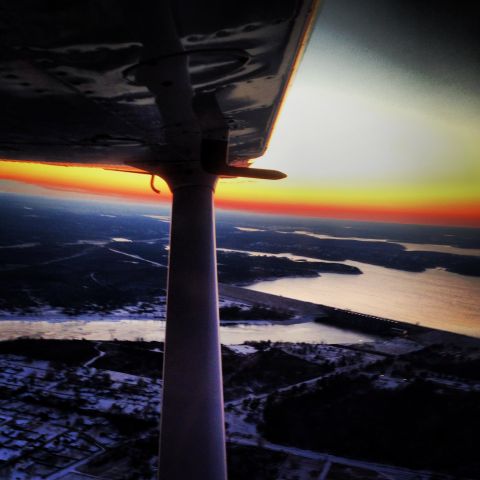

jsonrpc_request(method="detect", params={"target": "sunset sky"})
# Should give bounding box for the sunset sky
[1,0,479,226]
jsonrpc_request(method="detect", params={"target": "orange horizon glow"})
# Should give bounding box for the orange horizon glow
[1,160,480,227]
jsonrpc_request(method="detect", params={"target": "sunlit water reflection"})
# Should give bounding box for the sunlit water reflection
[249,260,480,337]
[0,319,375,344]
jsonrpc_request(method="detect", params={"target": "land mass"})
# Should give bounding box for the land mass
[1,328,479,479]
[2,193,479,320]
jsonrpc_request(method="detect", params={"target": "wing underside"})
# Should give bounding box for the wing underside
[0,0,318,174]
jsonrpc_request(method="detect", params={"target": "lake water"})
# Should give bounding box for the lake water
[220,241,480,337]
[249,260,480,337]
[2,237,479,341]
[0,319,375,344]
[291,231,480,256]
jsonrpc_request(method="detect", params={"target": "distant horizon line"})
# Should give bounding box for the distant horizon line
[1,187,480,230]
[1,160,480,228]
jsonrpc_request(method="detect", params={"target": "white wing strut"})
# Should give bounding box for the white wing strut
[159,172,226,480]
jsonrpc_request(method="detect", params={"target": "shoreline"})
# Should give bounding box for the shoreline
[315,304,480,346]
[0,284,478,346]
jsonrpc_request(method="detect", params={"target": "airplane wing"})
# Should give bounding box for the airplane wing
[0,3,320,479]
[0,0,319,175]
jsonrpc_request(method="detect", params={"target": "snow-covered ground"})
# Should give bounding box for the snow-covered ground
[361,337,425,355]
[0,296,167,322]
[227,344,258,355]
[1,338,474,479]
[0,353,163,479]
